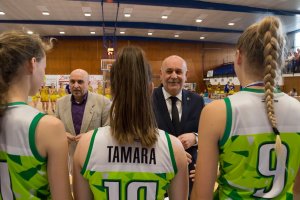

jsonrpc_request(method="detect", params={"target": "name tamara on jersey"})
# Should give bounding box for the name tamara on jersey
[107,146,156,164]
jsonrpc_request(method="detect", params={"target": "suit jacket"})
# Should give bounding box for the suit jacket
[152,86,204,165]
[56,92,111,157]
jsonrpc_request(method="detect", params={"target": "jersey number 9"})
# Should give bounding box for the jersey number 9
[253,143,288,198]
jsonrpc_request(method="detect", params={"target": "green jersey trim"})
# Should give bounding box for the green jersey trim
[241,88,281,93]
[165,132,178,174]
[7,102,27,106]
[219,98,232,146]
[81,129,98,175]
[29,112,46,162]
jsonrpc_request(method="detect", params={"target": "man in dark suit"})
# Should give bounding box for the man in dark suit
[152,55,204,196]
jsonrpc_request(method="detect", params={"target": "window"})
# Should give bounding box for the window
[294,32,300,50]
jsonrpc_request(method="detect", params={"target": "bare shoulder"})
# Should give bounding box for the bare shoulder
[204,99,226,113]
[169,134,183,149]
[76,130,95,154]
[199,99,227,140]
[78,130,94,146]
[36,115,67,144]
[201,99,227,121]
[37,115,64,132]
[74,130,95,166]
[168,134,185,158]
[34,115,68,157]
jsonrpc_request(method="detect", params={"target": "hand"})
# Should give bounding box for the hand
[189,164,196,182]
[66,132,75,144]
[178,133,197,149]
[186,151,192,164]
[74,133,83,143]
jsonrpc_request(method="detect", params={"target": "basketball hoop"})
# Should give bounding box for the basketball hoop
[101,59,115,71]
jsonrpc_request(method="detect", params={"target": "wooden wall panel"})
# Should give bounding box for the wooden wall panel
[46,38,237,92]
[202,43,236,71]
[46,40,72,74]
[46,39,103,75]
[282,76,300,94]
[69,40,102,74]
[118,40,204,90]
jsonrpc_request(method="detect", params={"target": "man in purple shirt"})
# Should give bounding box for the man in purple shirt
[55,69,111,171]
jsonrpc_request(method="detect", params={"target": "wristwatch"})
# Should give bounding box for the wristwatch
[193,132,198,146]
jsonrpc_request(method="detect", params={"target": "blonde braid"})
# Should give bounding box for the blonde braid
[259,17,284,161]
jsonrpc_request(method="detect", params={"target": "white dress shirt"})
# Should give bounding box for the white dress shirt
[162,87,182,122]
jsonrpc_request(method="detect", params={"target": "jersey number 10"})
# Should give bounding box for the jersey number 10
[104,180,158,200]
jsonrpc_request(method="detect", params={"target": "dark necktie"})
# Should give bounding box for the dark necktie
[170,96,180,134]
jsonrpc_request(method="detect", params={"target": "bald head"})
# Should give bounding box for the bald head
[69,69,89,102]
[160,55,188,96]
[70,69,89,81]
[161,55,187,72]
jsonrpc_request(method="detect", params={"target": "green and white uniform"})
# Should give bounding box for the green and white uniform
[216,88,300,200]
[0,102,50,200]
[82,126,177,200]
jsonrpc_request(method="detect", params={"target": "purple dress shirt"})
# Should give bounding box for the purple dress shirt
[71,93,88,135]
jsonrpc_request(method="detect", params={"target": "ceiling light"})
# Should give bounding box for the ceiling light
[228,22,235,26]
[0,11,6,15]
[90,31,95,35]
[27,31,33,35]
[200,36,205,40]
[124,13,131,18]
[42,11,50,16]
[120,31,125,34]
[174,34,179,38]
[161,15,168,19]
[84,13,91,17]
[59,31,65,35]
[195,19,202,23]
[148,32,153,36]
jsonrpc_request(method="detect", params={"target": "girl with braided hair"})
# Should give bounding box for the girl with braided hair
[191,16,300,199]
[0,31,72,199]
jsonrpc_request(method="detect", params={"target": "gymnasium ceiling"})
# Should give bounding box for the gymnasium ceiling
[1,0,300,44]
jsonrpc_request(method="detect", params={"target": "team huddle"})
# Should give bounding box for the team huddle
[0,16,300,200]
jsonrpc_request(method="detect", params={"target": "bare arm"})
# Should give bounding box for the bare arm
[36,115,72,200]
[168,135,189,200]
[294,167,300,200]
[73,131,94,200]
[191,100,226,200]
